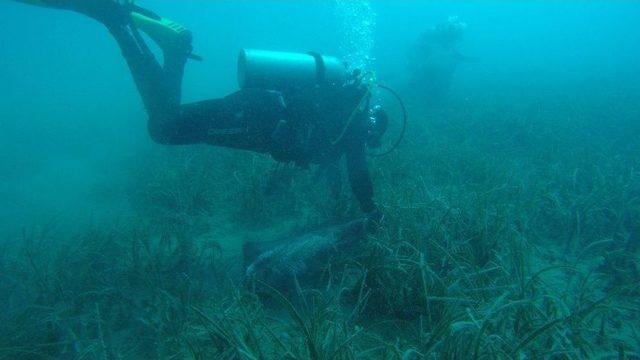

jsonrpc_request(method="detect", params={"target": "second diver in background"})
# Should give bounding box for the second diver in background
[408,16,470,105]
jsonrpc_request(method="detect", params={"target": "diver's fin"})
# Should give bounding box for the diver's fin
[15,0,131,25]
[13,0,70,9]
[130,10,202,61]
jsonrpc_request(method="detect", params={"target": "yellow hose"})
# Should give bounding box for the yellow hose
[331,75,377,146]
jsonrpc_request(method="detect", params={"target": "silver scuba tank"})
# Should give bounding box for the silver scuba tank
[238,49,348,90]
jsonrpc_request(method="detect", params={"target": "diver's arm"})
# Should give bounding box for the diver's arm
[345,139,375,213]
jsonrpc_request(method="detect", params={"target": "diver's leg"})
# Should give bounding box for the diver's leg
[129,9,194,108]
[16,0,197,144]
[108,8,210,144]
[106,23,201,145]
[164,89,284,149]
[105,24,171,118]
[17,0,281,151]
[106,6,207,145]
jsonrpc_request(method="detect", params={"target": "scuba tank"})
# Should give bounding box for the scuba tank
[236,49,407,159]
[238,49,348,90]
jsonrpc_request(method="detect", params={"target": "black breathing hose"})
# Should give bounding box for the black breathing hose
[366,84,408,158]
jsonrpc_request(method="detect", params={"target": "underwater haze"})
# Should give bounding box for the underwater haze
[1,1,639,359]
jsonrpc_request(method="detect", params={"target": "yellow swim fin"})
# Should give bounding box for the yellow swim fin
[130,11,195,58]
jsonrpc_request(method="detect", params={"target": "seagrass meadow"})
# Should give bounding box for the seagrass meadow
[1,1,639,359]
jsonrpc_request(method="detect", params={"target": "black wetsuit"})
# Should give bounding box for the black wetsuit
[104,18,375,212]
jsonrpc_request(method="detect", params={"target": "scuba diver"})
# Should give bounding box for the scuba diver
[408,16,469,104]
[15,0,388,223]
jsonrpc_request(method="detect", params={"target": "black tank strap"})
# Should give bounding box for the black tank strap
[308,52,326,85]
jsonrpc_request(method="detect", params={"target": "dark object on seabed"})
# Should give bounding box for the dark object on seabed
[243,219,366,294]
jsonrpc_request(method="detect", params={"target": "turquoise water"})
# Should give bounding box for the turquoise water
[1,1,639,358]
